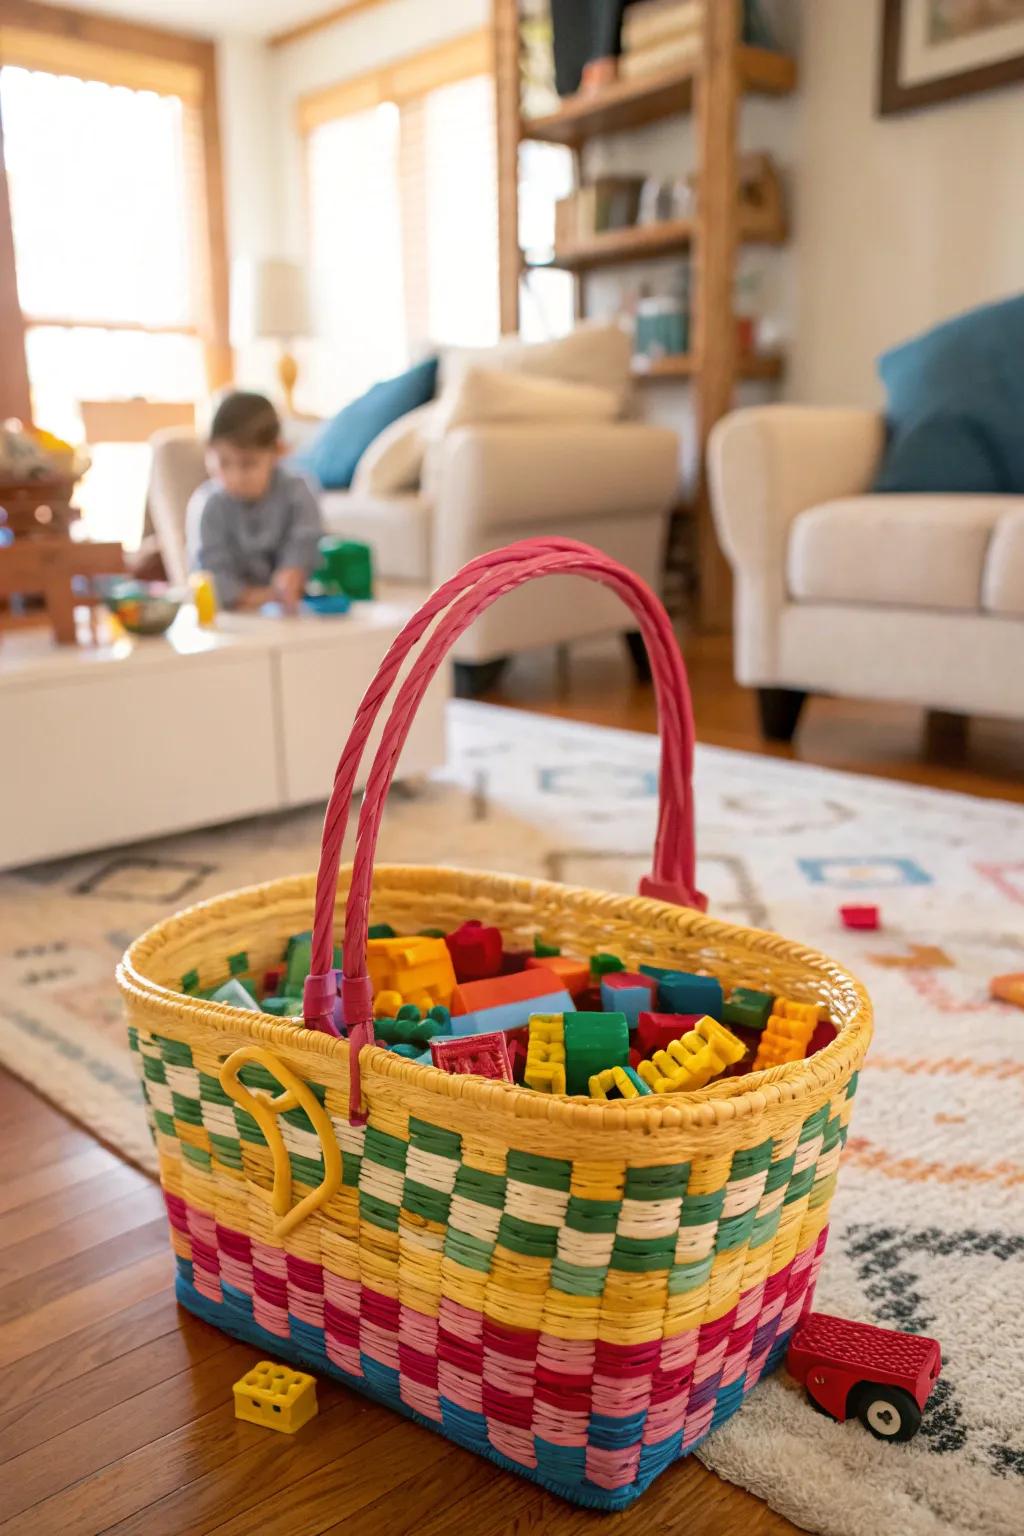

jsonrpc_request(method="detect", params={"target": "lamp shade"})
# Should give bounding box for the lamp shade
[231,258,309,343]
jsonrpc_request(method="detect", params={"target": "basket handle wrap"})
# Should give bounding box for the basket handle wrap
[303,538,704,1123]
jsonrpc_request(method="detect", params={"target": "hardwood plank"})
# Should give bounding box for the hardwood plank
[0,1342,253,1526]
[0,1162,152,1252]
[0,1144,120,1216]
[0,1312,231,1463]
[0,1122,96,1185]
[0,1215,169,1324]
[0,1248,170,1367]
[319,1452,498,1536]
[65,1392,390,1536]
[0,1184,164,1285]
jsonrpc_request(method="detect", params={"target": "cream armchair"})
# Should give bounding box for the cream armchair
[148,418,678,692]
[709,405,1024,739]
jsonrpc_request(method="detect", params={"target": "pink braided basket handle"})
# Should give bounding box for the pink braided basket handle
[302,538,705,1122]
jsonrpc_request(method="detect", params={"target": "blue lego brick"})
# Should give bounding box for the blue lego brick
[449,988,574,1036]
[599,976,654,1028]
[640,966,723,1020]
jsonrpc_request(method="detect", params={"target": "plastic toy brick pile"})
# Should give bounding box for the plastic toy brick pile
[183,920,838,1097]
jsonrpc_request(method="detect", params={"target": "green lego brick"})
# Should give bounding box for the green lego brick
[722,986,775,1032]
[563,1010,629,1095]
[589,952,624,978]
[315,538,374,600]
[533,935,561,957]
[396,1003,422,1020]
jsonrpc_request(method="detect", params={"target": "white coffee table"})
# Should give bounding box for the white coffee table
[1,597,448,870]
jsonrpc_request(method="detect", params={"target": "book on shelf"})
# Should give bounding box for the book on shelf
[621,0,702,53]
[618,34,702,79]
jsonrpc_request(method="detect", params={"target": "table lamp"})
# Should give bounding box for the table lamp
[231,258,310,416]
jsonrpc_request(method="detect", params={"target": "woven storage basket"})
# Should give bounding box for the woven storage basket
[118,538,872,1509]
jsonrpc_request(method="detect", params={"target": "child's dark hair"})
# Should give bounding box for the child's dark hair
[209,391,281,450]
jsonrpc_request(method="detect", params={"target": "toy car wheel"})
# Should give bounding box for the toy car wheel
[849,1383,922,1442]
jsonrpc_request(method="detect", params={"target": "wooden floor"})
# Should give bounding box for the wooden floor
[4,634,1020,1535]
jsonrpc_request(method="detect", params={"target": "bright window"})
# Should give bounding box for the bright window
[305,72,499,412]
[0,65,207,545]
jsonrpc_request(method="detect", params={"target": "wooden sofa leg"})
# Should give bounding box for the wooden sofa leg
[623,630,653,683]
[453,658,509,699]
[757,687,807,743]
[925,709,969,760]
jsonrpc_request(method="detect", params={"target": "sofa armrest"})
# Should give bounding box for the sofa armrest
[708,406,885,686]
[430,421,679,576]
[148,428,207,588]
[709,406,885,573]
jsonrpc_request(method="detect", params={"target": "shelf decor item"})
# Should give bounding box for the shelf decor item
[118,537,872,1511]
[879,0,1024,115]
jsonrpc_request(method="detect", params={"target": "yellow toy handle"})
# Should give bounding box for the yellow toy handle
[219,1045,341,1239]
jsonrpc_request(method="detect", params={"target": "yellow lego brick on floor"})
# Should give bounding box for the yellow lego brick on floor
[525,1013,566,1094]
[636,1015,744,1093]
[233,1361,318,1433]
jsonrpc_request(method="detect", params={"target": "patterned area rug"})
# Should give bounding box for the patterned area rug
[2,701,1021,1536]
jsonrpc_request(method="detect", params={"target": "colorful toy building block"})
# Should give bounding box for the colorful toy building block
[635,1011,702,1060]
[445,920,504,982]
[233,1361,318,1433]
[590,952,624,979]
[431,1030,513,1081]
[752,1000,821,1070]
[721,986,775,1032]
[210,978,262,1012]
[260,996,304,1017]
[533,935,561,958]
[525,1013,566,1093]
[525,953,591,999]
[373,989,404,1019]
[588,1064,652,1100]
[283,930,341,999]
[840,904,880,931]
[366,935,456,1010]
[262,964,284,999]
[636,1015,745,1093]
[314,537,374,600]
[449,967,573,1036]
[600,970,657,1027]
[563,1011,630,1095]
[990,972,1024,1009]
[640,966,724,1020]
[500,948,530,974]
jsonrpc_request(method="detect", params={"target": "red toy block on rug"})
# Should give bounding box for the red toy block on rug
[840,904,880,930]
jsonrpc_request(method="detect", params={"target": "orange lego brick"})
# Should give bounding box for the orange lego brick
[366,936,456,1009]
[990,973,1024,1009]
[524,953,591,998]
[451,965,565,1017]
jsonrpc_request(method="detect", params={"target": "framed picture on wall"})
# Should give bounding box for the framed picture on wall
[879,0,1024,113]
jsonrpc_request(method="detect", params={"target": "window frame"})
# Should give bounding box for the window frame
[0,0,230,420]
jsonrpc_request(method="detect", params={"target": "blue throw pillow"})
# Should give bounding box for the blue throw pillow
[873,293,1024,495]
[296,356,438,491]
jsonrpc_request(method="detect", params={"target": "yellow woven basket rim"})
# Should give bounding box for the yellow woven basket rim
[117,864,873,1134]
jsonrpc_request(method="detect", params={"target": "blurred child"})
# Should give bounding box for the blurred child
[187,391,322,612]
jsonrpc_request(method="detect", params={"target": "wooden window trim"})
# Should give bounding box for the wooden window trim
[0,0,231,410]
[269,0,393,51]
[297,28,493,134]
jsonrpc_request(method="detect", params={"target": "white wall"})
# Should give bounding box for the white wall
[788,0,1024,406]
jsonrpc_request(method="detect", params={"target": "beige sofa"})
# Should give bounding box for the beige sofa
[149,328,679,687]
[709,405,1024,739]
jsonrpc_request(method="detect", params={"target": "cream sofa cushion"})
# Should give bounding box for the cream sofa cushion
[436,367,619,434]
[441,323,633,409]
[787,495,1008,611]
[981,505,1024,617]
[350,402,437,496]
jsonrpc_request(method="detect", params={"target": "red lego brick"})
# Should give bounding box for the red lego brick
[445,920,504,983]
[262,965,284,999]
[635,1011,702,1059]
[525,953,591,998]
[450,966,565,1017]
[807,1018,838,1056]
[840,904,880,930]
[430,1031,513,1081]
[499,949,530,974]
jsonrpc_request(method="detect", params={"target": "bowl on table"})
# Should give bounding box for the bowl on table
[99,580,182,636]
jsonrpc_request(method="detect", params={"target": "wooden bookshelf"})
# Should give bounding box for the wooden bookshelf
[493,2,796,628]
[632,350,785,382]
[520,46,796,145]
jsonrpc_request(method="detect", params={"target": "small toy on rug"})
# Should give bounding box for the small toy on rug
[786,1313,941,1443]
[840,903,880,930]
[233,1362,318,1434]
[990,972,1024,1009]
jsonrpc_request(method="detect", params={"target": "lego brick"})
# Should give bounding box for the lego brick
[640,966,724,1020]
[366,935,456,1009]
[210,978,262,1012]
[600,970,657,1027]
[431,1031,513,1081]
[636,1016,744,1093]
[262,965,285,999]
[315,538,374,599]
[533,935,561,958]
[374,990,404,1019]
[563,1010,629,1095]
[771,997,824,1029]
[525,1013,566,1094]
[525,953,591,999]
[840,904,880,930]
[233,1362,318,1434]
[450,988,574,1036]
[990,972,1024,1009]
[589,952,624,979]
[499,948,530,974]
[260,996,304,1017]
[451,966,565,1017]
[588,1064,652,1100]
[445,920,504,983]
[752,1002,820,1071]
[721,986,775,1032]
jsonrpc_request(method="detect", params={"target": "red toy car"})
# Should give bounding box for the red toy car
[787,1312,942,1443]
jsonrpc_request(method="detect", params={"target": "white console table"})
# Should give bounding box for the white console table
[1,600,449,870]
